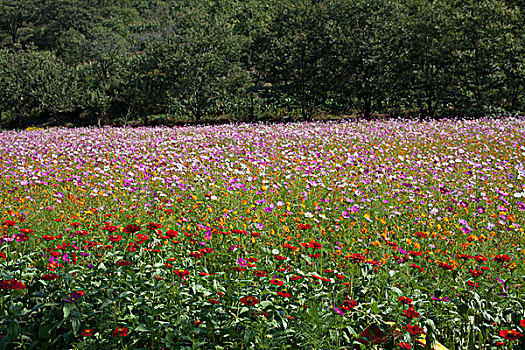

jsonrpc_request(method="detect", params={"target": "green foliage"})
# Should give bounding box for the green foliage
[0,0,524,127]
[0,48,79,127]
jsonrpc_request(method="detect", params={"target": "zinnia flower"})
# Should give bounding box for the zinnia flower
[493,254,511,263]
[277,290,291,298]
[123,224,141,234]
[402,306,420,319]
[397,296,413,305]
[254,270,267,277]
[81,329,94,336]
[0,279,26,291]
[404,324,426,336]
[499,329,522,341]
[240,295,259,306]
[108,234,122,242]
[470,269,483,277]
[112,327,129,337]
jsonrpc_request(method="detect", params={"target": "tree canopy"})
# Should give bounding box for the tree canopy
[0,0,523,127]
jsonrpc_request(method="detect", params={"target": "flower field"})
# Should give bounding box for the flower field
[1,118,525,349]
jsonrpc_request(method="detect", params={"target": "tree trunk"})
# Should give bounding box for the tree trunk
[249,92,254,122]
[195,108,201,124]
[427,97,434,118]
[302,103,310,121]
[363,95,371,120]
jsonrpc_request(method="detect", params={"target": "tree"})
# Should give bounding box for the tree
[0,48,78,127]
[251,1,329,120]
[398,0,458,117]
[0,0,36,47]
[161,0,248,123]
[325,0,405,119]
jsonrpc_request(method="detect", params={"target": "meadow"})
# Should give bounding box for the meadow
[0,118,524,349]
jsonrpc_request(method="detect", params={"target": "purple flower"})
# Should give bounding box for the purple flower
[431,295,450,302]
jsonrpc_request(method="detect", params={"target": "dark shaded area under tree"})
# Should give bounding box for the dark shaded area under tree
[0,0,523,128]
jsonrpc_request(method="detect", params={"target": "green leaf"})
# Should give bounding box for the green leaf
[371,302,380,314]
[72,318,81,335]
[135,324,151,332]
[63,303,75,319]
[38,323,52,341]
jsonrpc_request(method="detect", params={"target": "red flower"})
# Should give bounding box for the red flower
[520,319,525,328]
[438,261,454,270]
[166,230,178,238]
[493,254,512,263]
[350,253,366,263]
[408,251,422,257]
[275,255,288,261]
[0,279,26,291]
[277,290,291,298]
[404,324,426,336]
[103,224,119,232]
[112,327,129,337]
[473,255,488,263]
[402,306,420,319]
[123,224,141,234]
[116,260,131,267]
[2,220,15,227]
[240,295,259,306]
[397,296,413,305]
[147,222,161,230]
[398,342,412,349]
[457,254,472,260]
[284,243,298,251]
[499,329,523,341]
[208,298,221,304]
[41,273,60,281]
[108,234,122,242]
[470,269,483,277]
[467,280,479,288]
[298,223,311,230]
[174,269,190,278]
[81,329,94,336]
[342,297,357,310]
[309,241,322,249]
[254,270,267,277]
[410,263,424,273]
[290,275,302,281]
[0,252,5,260]
[270,279,284,286]
[254,311,269,318]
